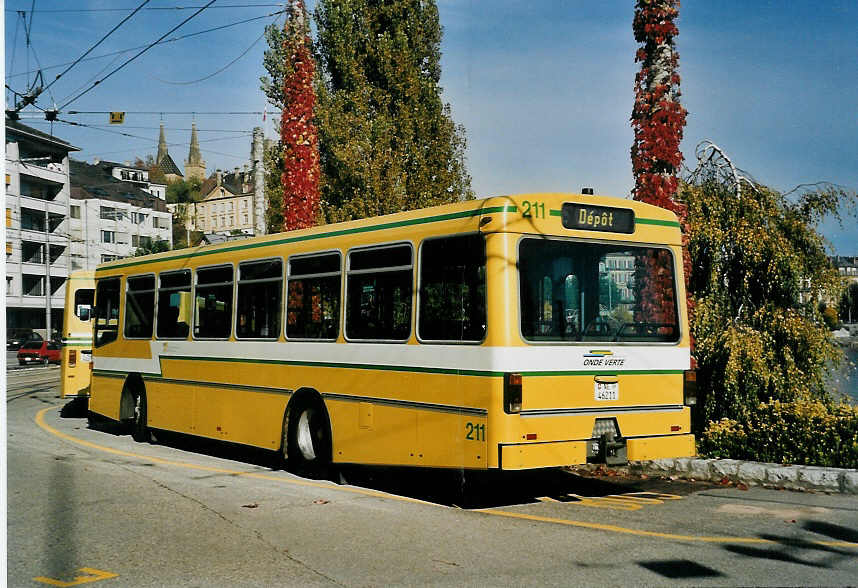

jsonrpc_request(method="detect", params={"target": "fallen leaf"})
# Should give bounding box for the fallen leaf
[242,503,259,508]
[313,499,330,505]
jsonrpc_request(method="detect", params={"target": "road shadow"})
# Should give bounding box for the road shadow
[723,527,857,570]
[68,405,716,508]
[59,397,89,418]
[803,520,858,544]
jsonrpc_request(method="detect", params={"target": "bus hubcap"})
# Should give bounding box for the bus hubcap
[296,409,317,461]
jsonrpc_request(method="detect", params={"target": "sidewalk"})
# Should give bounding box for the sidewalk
[575,458,858,494]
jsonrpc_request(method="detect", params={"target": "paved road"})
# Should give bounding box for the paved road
[7,368,858,587]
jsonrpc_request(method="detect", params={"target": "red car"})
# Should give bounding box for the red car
[17,340,61,365]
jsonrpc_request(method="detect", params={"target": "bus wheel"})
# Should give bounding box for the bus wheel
[286,398,331,479]
[131,390,151,443]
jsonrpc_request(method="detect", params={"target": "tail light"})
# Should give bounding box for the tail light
[68,349,77,367]
[504,372,522,413]
[684,370,697,406]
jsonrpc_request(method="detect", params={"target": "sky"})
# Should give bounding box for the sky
[5,0,857,253]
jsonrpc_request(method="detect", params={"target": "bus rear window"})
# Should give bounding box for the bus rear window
[519,238,679,343]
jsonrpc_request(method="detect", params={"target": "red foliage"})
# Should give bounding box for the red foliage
[280,0,320,231]
[630,0,693,331]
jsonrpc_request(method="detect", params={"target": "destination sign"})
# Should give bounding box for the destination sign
[561,203,635,234]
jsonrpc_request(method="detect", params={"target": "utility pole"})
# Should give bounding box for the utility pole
[44,206,52,340]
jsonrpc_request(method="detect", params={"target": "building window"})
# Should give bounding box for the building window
[100,206,118,220]
[102,230,116,243]
[22,274,44,296]
[243,214,248,224]
[101,255,120,263]
[70,205,80,219]
[7,207,13,227]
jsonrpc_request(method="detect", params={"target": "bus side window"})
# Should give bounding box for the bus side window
[236,258,283,340]
[194,265,234,339]
[345,244,412,341]
[94,278,120,347]
[418,234,486,343]
[157,270,191,339]
[125,275,155,339]
[286,252,340,340]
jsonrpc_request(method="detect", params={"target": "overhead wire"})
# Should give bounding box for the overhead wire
[148,29,267,85]
[6,10,285,81]
[58,0,218,110]
[42,0,152,95]
[5,4,285,13]
[7,12,22,104]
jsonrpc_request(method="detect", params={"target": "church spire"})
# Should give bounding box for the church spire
[184,122,207,181]
[157,122,168,164]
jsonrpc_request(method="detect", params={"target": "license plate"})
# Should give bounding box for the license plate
[594,381,618,401]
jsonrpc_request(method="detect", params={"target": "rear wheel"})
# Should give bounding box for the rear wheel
[131,390,150,443]
[286,398,331,479]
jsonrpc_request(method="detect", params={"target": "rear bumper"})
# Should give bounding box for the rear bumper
[499,433,696,470]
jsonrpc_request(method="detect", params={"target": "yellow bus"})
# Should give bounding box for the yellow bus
[60,270,95,399]
[89,193,696,473]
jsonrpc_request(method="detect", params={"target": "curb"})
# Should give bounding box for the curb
[610,458,858,494]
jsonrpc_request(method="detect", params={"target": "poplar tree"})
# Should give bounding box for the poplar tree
[629,0,689,329]
[260,0,320,232]
[314,0,472,223]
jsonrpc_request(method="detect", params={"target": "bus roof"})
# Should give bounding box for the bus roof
[94,193,682,275]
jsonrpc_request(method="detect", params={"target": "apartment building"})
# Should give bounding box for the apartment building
[69,160,173,270]
[5,118,80,339]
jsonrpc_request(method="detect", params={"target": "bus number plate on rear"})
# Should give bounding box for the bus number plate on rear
[594,382,618,401]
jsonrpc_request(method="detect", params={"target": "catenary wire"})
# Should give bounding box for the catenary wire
[148,28,267,85]
[5,4,285,13]
[42,0,151,96]
[58,0,217,110]
[6,10,286,81]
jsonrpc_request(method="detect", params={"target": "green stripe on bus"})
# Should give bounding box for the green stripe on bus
[635,218,681,227]
[549,209,679,228]
[96,205,518,273]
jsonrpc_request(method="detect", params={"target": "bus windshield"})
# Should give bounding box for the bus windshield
[519,238,679,343]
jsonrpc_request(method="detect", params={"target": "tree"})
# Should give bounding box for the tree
[165,177,202,204]
[260,1,320,231]
[281,0,320,230]
[839,281,858,324]
[681,146,854,432]
[629,0,689,331]
[133,238,170,257]
[314,0,472,223]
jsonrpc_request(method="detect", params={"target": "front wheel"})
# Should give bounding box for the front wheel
[286,399,331,479]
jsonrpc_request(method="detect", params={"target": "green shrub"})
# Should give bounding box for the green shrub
[697,398,858,469]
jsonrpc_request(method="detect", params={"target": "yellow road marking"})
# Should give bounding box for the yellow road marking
[34,567,118,586]
[567,494,643,511]
[35,406,858,549]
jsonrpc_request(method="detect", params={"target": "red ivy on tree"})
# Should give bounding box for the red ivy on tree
[630,0,691,331]
[281,0,320,231]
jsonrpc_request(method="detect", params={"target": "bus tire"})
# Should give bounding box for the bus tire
[131,389,151,443]
[285,395,331,479]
